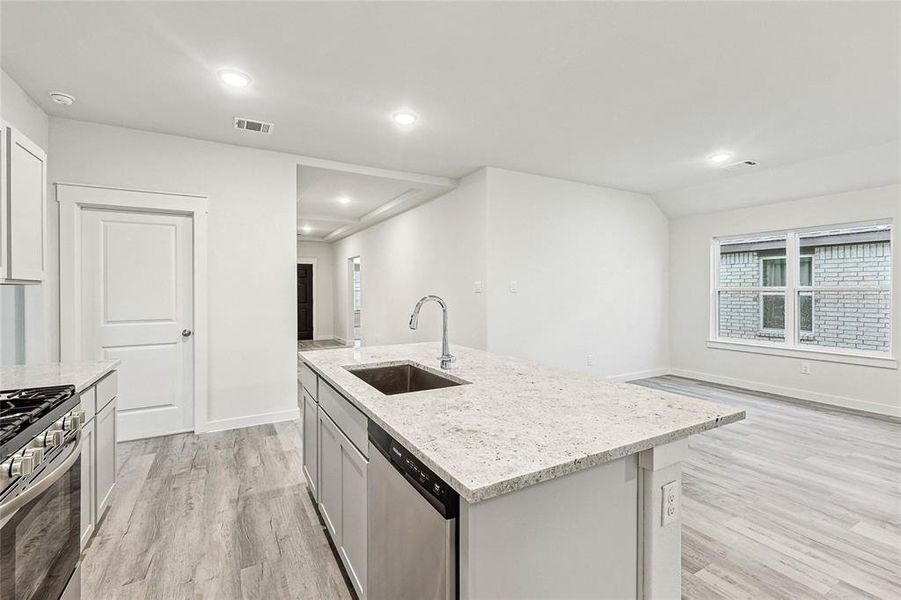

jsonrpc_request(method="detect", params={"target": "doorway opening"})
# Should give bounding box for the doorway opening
[349,256,361,347]
[297,262,314,341]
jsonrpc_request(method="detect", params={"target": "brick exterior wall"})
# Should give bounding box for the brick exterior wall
[718,242,891,352]
[718,252,766,340]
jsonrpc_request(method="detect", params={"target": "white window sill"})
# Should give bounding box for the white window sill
[706,339,898,369]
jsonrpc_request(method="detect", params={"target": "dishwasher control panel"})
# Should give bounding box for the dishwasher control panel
[370,420,459,519]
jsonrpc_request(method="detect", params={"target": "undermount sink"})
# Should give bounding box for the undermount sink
[345,362,468,396]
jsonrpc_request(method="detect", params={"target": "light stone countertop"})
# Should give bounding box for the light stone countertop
[0,360,120,393]
[299,342,744,504]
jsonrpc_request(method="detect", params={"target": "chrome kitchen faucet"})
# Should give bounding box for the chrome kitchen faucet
[409,295,456,369]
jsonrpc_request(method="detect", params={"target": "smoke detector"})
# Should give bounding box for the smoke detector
[234,117,273,134]
[49,91,76,106]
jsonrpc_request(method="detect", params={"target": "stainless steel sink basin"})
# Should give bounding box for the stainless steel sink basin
[345,362,468,396]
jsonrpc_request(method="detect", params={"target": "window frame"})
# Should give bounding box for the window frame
[756,255,814,334]
[758,255,787,334]
[710,220,895,366]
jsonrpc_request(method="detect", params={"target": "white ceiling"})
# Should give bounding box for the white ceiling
[297,166,452,241]
[2,1,898,204]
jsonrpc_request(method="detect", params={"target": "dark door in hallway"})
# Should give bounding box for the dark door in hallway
[297,263,313,340]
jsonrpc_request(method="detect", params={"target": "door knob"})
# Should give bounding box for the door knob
[182,329,193,337]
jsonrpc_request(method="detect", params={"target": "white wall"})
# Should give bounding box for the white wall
[1,70,49,148]
[485,168,670,379]
[669,184,901,416]
[297,239,335,340]
[331,169,488,348]
[49,118,298,427]
[0,70,49,366]
[329,167,669,381]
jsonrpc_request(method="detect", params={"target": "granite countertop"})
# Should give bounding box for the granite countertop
[299,342,744,504]
[0,360,120,393]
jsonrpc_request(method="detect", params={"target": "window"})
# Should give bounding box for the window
[759,256,813,333]
[713,223,893,357]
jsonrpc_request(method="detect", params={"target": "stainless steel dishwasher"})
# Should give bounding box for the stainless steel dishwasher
[368,420,459,600]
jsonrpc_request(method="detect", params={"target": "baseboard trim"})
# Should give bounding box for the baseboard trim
[668,368,901,421]
[200,407,300,434]
[313,334,335,341]
[334,337,349,345]
[607,367,670,383]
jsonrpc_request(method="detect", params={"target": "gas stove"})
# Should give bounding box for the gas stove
[0,384,84,600]
[0,385,79,464]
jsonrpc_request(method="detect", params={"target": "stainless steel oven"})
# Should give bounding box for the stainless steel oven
[0,430,82,600]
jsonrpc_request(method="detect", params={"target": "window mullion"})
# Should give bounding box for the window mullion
[785,231,799,348]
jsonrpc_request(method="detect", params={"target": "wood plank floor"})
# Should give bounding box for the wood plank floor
[81,421,353,600]
[298,339,349,351]
[635,376,901,600]
[83,376,901,599]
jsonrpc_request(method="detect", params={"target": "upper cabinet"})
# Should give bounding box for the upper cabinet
[1,123,47,284]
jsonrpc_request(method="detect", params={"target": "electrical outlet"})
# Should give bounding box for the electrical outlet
[800,362,810,375]
[661,480,679,526]
[474,281,482,293]
[510,280,518,293]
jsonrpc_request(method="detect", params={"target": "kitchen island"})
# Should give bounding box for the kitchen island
[299,343,744,599]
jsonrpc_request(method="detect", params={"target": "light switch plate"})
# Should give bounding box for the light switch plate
[661,480,679,526]
[474,281,482,293]
[510,280,518,293]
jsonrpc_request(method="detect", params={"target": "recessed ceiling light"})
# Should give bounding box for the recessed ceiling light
[392,111,418,126]
[49,91,75,106]
[218,69,251,88]
[301,225,312,233]
[708,151,734,165]
[337,196,351,205]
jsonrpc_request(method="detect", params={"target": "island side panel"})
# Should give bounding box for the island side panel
[637,438,688,600]
[459,455,639,600]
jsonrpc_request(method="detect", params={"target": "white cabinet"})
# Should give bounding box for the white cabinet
[302,390,319,500]
[1,124,46,283]
[340,438,368,597]
[318,409,343,540]
[79,371,118,550]
[79,415,96,550]
[96,396,117,518]
[318,406,368,599]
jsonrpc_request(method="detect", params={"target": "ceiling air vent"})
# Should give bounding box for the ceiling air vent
[234,117,274,134]
[721,159,758,171]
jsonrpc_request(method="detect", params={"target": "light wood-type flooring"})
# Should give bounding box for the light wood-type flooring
[83,376,901,599]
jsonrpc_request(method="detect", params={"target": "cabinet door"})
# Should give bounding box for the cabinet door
[318,409,342,542]
[7,127,46,281]
[340,439,368,599]
[80,417,96,550]
[302,392,318,500]
[96,396,117,520]
[0,125,7,277]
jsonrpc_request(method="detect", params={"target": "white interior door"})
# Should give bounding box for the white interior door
[81,208,194,441]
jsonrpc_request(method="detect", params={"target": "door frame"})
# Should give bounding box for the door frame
[347,256,361,344]
[296,257,318,340]
[57,182,210,433]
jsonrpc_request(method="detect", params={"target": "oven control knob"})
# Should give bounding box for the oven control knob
[10,454,35,477]
[43,429,66,448]
[65,411,85,430]
[24,447,45,466]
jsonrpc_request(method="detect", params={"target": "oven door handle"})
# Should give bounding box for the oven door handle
[0,437,82,528]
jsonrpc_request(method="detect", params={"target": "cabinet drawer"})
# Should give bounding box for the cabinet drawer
[96,371,117,410]
[300,363,318,401]
[80,386,97,423]
[319,380,368,458]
